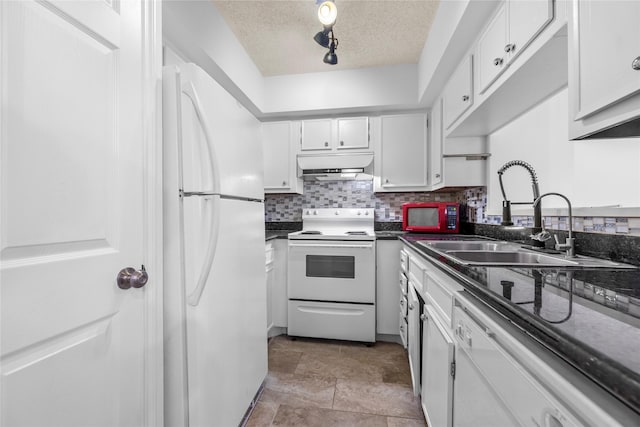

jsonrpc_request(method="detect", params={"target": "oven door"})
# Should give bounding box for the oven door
[288,240,375,303]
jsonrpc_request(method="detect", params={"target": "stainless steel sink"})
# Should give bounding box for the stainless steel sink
[416,240,638,269]
[422,240,517,252]
[443,250,578,266]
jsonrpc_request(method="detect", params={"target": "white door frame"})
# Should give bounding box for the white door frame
[141,0,164,425]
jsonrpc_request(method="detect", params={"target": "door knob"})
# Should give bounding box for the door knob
[117,265,148,289]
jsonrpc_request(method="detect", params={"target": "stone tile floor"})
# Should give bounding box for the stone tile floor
[245,336,427,427]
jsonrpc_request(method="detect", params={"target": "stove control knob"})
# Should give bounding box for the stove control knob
[306,210,310,215]
[357,211,361,215]
[314,210,318,215]
[365,211,369,215]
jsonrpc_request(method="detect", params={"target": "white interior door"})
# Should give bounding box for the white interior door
[1,1,155,425]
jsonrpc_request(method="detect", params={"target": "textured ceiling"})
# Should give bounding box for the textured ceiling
[212,0,440,76]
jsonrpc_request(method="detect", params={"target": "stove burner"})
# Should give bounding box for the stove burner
[300,230,322,235]
[346,231,368,236]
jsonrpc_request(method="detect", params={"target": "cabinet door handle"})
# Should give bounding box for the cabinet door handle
[324,141,329,147]
[408,303,415,311]
[633,56,640,70]
[504,43,515,53]
[462,95,469,102]
[420,313,427,321]
[493,57,504,66]
[282,181,287,186]
[435,173,441,178]
[385,178,389,184]
[340,140,344,146]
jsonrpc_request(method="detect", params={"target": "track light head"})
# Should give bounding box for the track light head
[313,27,331,48]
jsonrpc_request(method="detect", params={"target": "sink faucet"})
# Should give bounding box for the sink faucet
[532,192,575,258]
[497,160,543,247]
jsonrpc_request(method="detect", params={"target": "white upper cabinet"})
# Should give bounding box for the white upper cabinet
[477,0,553,94]
[374,113,429,192]
[429,98,444,189]
[569,1,640,139]
[477,4,508,94]
[301,117,369,151]
[443,55,474,130]
[337,117,370,149]
[262,121,303,194]
[301,119,332,150]
[429,98,487,191]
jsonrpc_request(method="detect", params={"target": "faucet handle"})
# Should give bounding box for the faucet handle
[531,229,552,242]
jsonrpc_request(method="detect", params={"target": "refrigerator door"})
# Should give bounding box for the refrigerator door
[179,63,263,201]
[183,196,267,427]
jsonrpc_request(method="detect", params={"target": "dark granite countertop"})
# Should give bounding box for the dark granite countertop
[265,230,291,241]
[375,231,407,240]
[400,233,640,417]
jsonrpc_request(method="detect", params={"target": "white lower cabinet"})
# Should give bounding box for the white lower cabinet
[421,303,455,427]
[401,242,629,427]
[265,242,274,334]
[270,238,289,333]
[452,341,516,427]
[376,239,401,336]
[407,284,421,396]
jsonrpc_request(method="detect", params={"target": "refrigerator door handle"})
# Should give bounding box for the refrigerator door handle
[181,81,220,195]
[187,195,221,306]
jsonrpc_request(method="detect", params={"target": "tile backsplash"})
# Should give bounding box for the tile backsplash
[461,187,640,237]
[264,180,461,222]
[265,182,640,237]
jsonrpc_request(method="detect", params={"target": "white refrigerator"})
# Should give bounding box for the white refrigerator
[162,63,267,427]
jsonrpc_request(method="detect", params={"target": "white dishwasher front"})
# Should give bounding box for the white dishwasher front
[452,293,583,427]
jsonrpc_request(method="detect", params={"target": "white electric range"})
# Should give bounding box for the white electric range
[287,208,376,342]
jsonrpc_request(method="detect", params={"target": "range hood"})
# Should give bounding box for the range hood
[297,152,374,181]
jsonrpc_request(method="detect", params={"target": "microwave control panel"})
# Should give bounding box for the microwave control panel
[445,205,458,230]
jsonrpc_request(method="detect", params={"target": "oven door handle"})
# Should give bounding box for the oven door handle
[288,243,375,249]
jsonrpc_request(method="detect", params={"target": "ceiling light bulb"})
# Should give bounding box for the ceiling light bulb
[317,1,337,26]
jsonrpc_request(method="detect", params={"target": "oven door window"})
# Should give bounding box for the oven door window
[306,255,355,279]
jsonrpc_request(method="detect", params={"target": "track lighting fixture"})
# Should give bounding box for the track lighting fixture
[313,1,339,65]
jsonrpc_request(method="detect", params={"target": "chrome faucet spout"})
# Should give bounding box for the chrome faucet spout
[533,192,575,257]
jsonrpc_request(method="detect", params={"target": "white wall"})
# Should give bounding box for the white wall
[487,88,640,215]
[263,64,418,117]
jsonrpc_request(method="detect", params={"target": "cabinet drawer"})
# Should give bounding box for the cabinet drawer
[399,272,408,297]
[408,255,426,293]
[400,249,409,274]
[424,268,461,324]
[265,243,274,265]
[400,294,408,318]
